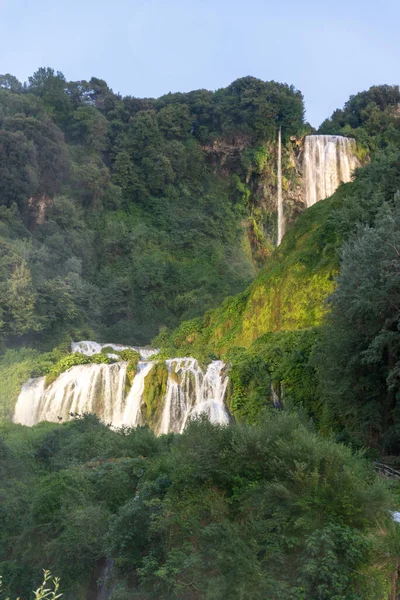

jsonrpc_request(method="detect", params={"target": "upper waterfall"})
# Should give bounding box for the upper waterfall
[71,340,158,360]
[13,343,230,434]
[303,135,359,207]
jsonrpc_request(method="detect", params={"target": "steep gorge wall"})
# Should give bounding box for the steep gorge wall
[205,133,361,266]
[203,133,306,265]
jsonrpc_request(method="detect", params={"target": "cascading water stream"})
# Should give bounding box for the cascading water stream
[158,358,229,435]
[277,126,284,245]
[14,362,129,426]
[120,361,154,427]
[13,344,230,434]
[303,135,359,207]
[71,340,158,360]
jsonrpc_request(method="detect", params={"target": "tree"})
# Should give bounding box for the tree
[6,261,39,336]
[28,68,71,124]
[318,198,400,451]
[0,74,23,93]
[0,129,38,208]
[2,114,68,197]
[70,105,109,151]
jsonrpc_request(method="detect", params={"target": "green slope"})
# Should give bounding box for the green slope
[158,188,345,357]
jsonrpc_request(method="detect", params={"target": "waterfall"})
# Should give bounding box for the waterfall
[303,135,359,207]
[158,358,230,435]
[277,126,284,245]
[271,382,282,409]
[14,362,130,427]
[14,346,230,434]
[14,378,46,427]
[121,361,154,426]
[71,340,158,360]
[97,559,114,600]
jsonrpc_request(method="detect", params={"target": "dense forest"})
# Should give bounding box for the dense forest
[2,414,400,600]
[2,70,400,599]
[0,69,304,351]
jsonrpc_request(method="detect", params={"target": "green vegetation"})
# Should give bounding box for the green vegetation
[155,100,400,448]
[3,72,400,598]
[0,69,305,352]
[316,198,400,452]
[1,570,62,600]
[1,414,399,599]
[141,361,169,428]
[118,349,141,386]
[319,84,400,151]
[157,145,400,359]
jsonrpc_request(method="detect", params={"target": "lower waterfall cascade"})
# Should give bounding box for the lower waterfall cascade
[13,342,230,433]
[303,134,359,207]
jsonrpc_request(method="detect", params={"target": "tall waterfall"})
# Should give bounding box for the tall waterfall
[303,135,359,207]
[277,126,284,245]
[13,345,230,434]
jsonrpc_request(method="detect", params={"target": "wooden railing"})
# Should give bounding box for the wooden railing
[374,462,400,480]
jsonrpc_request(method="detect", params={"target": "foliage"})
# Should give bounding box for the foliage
[117,349,140,385]
[316,197,400,452]
[0,570,61,600]
[225,328,320,424]
[45,352,111,387]
[155,190,342,358]
[0,415,398,599]
[319,84,400,151]
[155,149,400,448]
[141,361,169,428]
[0,68,307,351]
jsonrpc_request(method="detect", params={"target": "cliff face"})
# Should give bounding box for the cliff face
[203,134,306,267]
[156,135,371,360]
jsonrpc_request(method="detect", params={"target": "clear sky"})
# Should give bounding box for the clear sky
[1,0,399,127]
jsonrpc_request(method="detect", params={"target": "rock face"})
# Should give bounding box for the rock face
[203,132,359,260]
[26,193,52,227]
[204,133,306,264]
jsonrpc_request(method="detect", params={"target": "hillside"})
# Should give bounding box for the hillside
[155,145,400,434]
[0,70,307,351]
[158,84,400,359]
[2,74,400,599]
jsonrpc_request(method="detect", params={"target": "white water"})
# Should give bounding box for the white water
[14,346,230,434]
[277,126,284,245]
[14,362,129,426]
[303,135,359,207]
[121,361,154,427]
[71,340,158,360]
[158,358,230,434]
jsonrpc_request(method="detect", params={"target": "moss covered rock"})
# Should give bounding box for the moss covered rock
[141,361,169,429]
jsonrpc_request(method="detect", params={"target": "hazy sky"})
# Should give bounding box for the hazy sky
[1,0,399,127]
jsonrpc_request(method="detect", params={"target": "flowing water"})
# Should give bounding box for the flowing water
[158,358,230,434]
[14,362,129,426]
[71,340,158,360]
[303,135,359,207]
[277,126,284,245]
[14,344,230,433]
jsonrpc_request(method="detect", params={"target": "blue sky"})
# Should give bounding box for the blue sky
[1,0,399,127]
